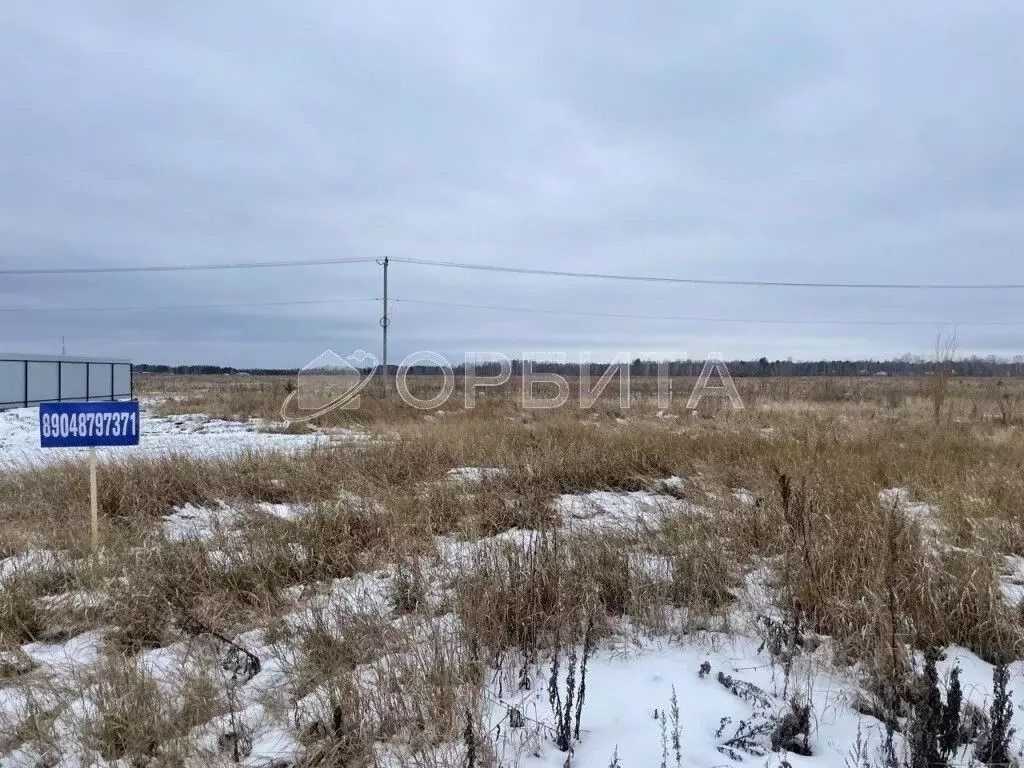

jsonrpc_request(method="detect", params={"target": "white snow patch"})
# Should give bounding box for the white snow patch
[879,488,941,538]
[162,493,384,542]
[136,641,211,694]
[1000,555,1024,606]
[488,633,889,768]
[629,552,675,582]
[37,589,106,612]
[446,466,505,484]
[163,503,238,542]
[258,491,384,519]
[732,488,757,506]
[0,549,60,583]
[286,570,394,631]
[555,491,686,534]
[193,703,302,767]
[22,630,105,676]
[436,529,545,570]
[0,406,366,468]
[916,645,1024,761]
[256,501,310,520]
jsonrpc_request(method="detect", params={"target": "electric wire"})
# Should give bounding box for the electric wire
[391,256,1024,290]
[0,297,379,313]
[390,297,1011,327]
[0,256,376,276]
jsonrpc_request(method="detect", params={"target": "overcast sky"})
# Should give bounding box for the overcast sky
[2,1,1023,367]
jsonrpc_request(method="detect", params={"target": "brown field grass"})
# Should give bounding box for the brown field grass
[2,372,1024,764]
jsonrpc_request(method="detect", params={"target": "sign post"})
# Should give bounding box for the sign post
[39,401,141,556]
[89,447,98,556]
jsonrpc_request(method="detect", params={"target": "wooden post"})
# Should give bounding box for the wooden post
[89,447,99,557]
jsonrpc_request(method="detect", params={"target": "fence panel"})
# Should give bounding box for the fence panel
[0,355,133,409]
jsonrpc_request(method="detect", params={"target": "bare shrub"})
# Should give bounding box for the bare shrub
[302,621,484,766]
[930,332,958,424]
[975,658,1015,767]
[773,472,1021,683]
[84,653,222,763]
[995,380,1019,426]
[455,531,571,661]
[290,611,401,697]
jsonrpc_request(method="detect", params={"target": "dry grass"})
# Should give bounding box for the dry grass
[3,373,1024,762]
[83,653,224,763]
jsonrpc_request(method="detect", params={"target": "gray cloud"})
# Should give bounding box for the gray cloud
[1,1,1023,366]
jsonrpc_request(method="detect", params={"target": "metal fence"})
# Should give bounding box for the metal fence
[0,354,133,410]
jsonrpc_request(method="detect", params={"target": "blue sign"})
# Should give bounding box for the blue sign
[40,401,140,448]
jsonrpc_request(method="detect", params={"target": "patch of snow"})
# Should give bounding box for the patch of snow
[0,406,364,468]
[135,641,216,696]
[163,503,238,542]
[0,686,31,726]
[256,501,310,520]
[0,549,60,583]
[555,491,684,534]
[446,466,505,484]
[629,552,674,582]
[286,570,394,632]
[728,564,781,625]
[22,630,104,676]
[732,488,757,506]
[488,633,892,768]
[37,589,106,612]
[436,529,544,571]
[193,703,301,766]
[0,746,49,768]
[163,494,384,543]
[878,487,933,517]
[922,645,1024,760]
[932,646,1024,705]
[878,488,941,538]
[206,549,235,570]
[1000,555,1024,606]
[259,491,383,519]
[246,723,303,767]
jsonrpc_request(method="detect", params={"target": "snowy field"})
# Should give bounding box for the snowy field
[3,494,1021,768]
[2,392,1024,768]
[0,404,368,468]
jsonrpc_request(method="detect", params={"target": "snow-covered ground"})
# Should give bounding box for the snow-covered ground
[0,405,369,467]
[2,421,1022,766]
[4,505,1022,768]
[555,489,694,534]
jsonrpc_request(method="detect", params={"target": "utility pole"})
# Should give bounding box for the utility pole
[379,257,390,395]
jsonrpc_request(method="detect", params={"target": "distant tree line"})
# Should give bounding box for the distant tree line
[136,355,1024,378]
[134,364,298,376]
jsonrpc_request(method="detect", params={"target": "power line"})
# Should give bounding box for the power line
[1,292,1011,326]
[1,254,1020,289]
[1,290,1013,327]
[391,297,1015,327]
[0,256,377,276]
[392,256,1024,290]
[0,297,379,313]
